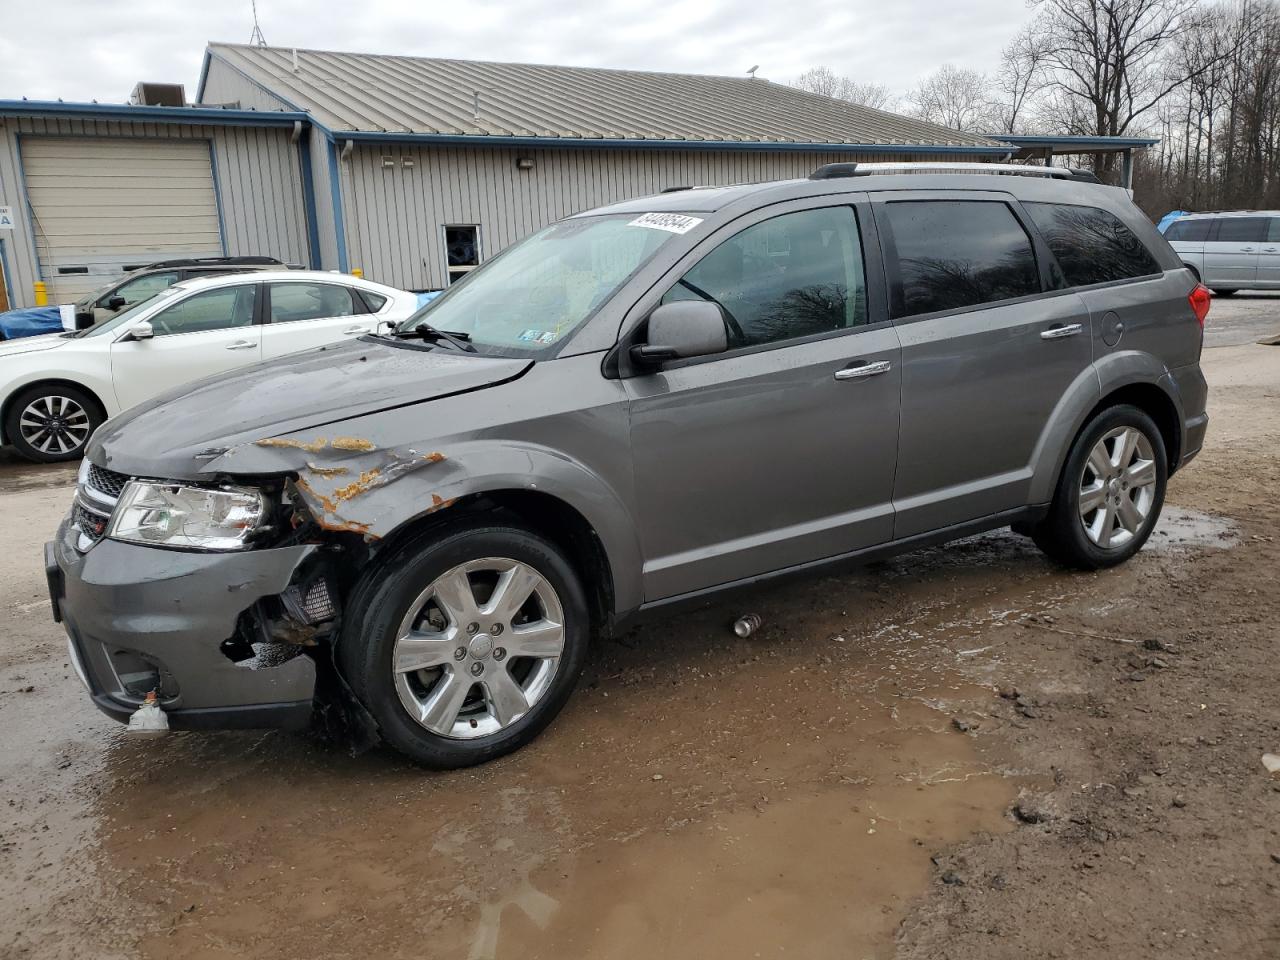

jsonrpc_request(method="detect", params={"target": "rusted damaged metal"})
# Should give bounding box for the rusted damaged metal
[305,463,350,478]
[290,449,451,539]
[292,476,374,538]
[331,436,377,452]
[428,493,457,512]
[255,435,377,454]
[256,436,331,453]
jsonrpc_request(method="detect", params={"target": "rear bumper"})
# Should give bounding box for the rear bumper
[1167,362,1209,471]
[1181,412,1209,468]
[48,520,318,731]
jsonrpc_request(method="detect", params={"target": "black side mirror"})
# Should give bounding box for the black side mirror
[74,311,94,330]
[106,296,127,311]
[630,301,729,366]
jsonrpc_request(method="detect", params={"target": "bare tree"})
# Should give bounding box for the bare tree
[793,66,894,110]
[1032,0,1226,172]
[908,64,991,131]
[989,25,1053,133]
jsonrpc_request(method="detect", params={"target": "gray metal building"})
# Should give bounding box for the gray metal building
[0,102,314,309]
[198,44,1014,292]
[0,44,1017,309]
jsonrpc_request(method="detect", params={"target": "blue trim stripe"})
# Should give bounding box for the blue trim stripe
[195,50,212,103]
[337,130,1014,156]
[207,139,229,255]
[327,136,349,273]
[297,133,322,269]
[200,51,310,114]
[0,100,308,128]
[13,134,42,283]
[994,135,1159,148]
[0,237,13,309]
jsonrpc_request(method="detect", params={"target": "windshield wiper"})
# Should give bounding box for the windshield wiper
[391,321,477,352]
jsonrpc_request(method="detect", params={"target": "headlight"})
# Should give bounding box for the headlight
[107,481,267,551]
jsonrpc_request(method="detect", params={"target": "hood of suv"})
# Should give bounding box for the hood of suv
[88,338,531,478]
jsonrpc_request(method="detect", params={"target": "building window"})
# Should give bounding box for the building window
[444,225,481,284]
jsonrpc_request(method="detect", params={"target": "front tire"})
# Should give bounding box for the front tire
[4,383,103,463]
[1032,404,1167,570]
[338,524,591,768]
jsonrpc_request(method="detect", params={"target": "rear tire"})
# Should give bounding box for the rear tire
[1031,404,1167,570]
[4,383,103,463]
[337,523,591,768]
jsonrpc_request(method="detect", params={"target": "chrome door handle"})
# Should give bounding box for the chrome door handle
[1041,323,1083,340]
[1264,247,1279,253]
[834,359,892,381]
[342,325,370,335]
[225,340,256,350]
[1240,247,1255,252]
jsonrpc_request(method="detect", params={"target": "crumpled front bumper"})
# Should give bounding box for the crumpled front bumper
[47,518,319,730]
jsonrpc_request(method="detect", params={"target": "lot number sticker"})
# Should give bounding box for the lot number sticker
[628,213,704,234]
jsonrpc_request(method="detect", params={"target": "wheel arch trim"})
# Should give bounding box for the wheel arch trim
[1029,352,1183,504]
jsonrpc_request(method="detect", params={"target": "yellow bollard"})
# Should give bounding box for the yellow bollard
[33,281,48,306]
[350,268,364,279]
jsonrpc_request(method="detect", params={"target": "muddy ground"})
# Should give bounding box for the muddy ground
[1,295,1278,960]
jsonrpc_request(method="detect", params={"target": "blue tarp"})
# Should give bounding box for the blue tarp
[1156,210,1188,234]
[0,307,64,340]
[415,290,443,309]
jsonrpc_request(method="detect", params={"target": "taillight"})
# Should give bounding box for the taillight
[1188,284,1211,327]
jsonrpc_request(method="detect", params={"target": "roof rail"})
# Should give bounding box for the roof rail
[135,255,286,270]
[809,162,1101,184]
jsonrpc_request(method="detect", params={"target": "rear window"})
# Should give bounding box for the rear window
[1164,218,1211,242]
[883,200,1040,318]
[360,291,388,311]
[1025,202,1161,287]
[1216,217,1269,242]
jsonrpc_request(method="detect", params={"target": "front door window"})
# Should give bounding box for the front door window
[148,285,257,336]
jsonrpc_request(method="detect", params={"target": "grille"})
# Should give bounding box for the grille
[86,463,130,499]
[72,501,110,544]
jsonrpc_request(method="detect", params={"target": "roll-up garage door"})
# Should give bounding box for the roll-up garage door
[22,137,223,301]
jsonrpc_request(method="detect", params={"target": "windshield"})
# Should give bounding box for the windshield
[76,283,187,338]
[394,213,699,356]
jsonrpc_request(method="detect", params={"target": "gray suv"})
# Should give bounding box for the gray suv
[1164,211,1280,295]
[46,164,1210,768]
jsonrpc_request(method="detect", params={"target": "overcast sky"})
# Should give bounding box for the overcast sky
[0,0,1034,104]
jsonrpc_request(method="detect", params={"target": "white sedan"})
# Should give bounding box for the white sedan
[0,271,418,462]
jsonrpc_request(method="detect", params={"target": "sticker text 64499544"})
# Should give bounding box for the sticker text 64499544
[627,213,704,234]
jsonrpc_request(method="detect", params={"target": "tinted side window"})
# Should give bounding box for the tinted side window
[661,206,867,348]
[1164,219,1211,242]
[1269,218,1280,242]
[360,291,388,311]
[1025,202,1161,286]
[268,282,358,323]
[149,285,257,337]
[109,271,179,307]
[883,200,1040,318]
[1216,217,1268,242]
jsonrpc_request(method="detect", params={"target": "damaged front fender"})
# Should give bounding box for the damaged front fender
[209,432,645,612]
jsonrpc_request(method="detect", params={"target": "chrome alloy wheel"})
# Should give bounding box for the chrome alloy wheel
[1078,426,1158,549]
[19,395,91,455]
[392,558,566,740]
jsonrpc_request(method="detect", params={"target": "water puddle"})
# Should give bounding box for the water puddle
[1145,506,1238,553]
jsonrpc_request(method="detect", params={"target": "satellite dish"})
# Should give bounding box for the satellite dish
[746,65,759,78]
